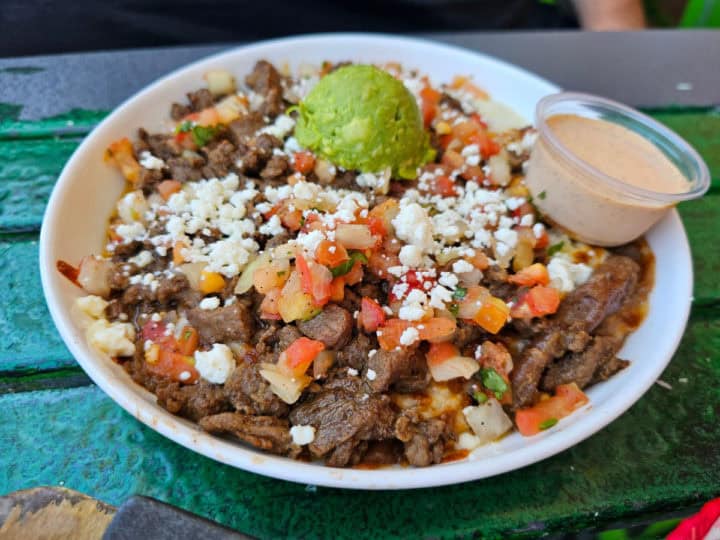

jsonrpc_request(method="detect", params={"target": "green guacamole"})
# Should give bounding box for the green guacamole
[294,65,434,179]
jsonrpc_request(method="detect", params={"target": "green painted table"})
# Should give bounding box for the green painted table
[1,36,719,538]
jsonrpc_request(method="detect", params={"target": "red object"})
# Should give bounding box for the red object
[515,383,589,436]
[430,175,458,197]
[669,498,720,540]
[56,260,80,286]
[296,253,332,306]
[359,297,386,332]
[420,86,442,127]
[293,151,315,174]
[508,263,550,287]
[315,240,349,267]
[279,337,325,377]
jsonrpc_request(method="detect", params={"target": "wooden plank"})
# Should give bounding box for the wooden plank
[0,310,717,538]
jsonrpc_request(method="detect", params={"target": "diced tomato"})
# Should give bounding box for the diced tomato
[368,199,399,234]
[279,207,304,231]
[472,296,510,334]
[329,277,345,302]
[439,134,454,150]
[296,253,332,306]
[527,285,560,316]
[467,131,500,158]
[260,288,282,319]
[360,297,386,333]
[366,217,387,238]
[157,179,182,200]
[176,326,199,356]
[535,229,550,249]
[515,383,589,436]
[343,261,364,286]
[426,342,460,366]
[293,151,316,174]
[467,251,490,270]
[469,112,488,130]
[377,317,457,350]
[509,263,549,287]
[315,239,349,268]
[146,349,199,384]
[429,175,457,197]
[420,86,442,127]
[278,337,326,378]
[174,130,195,149]
[460,165,485,182]
[141,320,168,343]
[441,149,465,169]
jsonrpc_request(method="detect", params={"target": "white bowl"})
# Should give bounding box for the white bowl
[39,33,693,490]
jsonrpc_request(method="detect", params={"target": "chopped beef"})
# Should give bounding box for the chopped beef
[186,303,255,346]
[264,231,291,249]
[228,112,265,146]
[297,304,353,349]
[511,255,640,409]
[440,92,464,112]
[245,60,284,118]
[112,240,144,260]
[366,346,428,393]
[156,273,190,305]
[223,360,289,416]
[289,389,395,464]
[335,333,375,371]
[202,139,236,178]
[394,413,452,467]
[170,102,191,121]
[156,380,231,421]
[199,413,297,455]
[137,167,164,191]
[259,154,289,180]
[540,335,622,391]
[187,88,215,112]
[137,129,181,160]
[333,170,360,190]
[590,356,630,384]
[165,156,204,183]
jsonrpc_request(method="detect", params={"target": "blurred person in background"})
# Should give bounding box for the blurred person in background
[0,0,665,57]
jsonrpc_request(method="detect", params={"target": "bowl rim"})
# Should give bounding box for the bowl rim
[39,32,693,490]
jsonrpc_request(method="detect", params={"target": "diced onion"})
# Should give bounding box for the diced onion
[313,158,336,184]
[234,252,270,294]
[215,95,247,123]
[204,70,237,96]
[259,363,311,404]
[457,267,483,288]
[488,151,511,186]
[463,400,513,446]
[428,355,479,382]
[77,256,112,297]
[178,262,206,292]
[335,224,376,249]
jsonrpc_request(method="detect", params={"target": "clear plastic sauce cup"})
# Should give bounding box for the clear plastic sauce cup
[525,92,710,247]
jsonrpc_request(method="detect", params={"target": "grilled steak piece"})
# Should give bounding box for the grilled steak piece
[540,335,622,391]
[186,303,255,346]
[156,380,230,421]
[511,255,639,409]
[297,304,353,349]
[394,413,452,467]
[366,346,428,393]
[335,333,376,371]
[289,389,395,465]
[223,361,289,417]
[199,413,296,455]
[245,60,284,118]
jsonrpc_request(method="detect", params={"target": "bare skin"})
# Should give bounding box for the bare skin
[573,0,647,30]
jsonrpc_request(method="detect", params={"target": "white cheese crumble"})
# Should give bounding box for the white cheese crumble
[199,297,221,310]
[259,214,285,236]
[290,425,316,446]
[452,259,474,274]
[398,245,423,268]
[547,253,592,293]
[139,151,165,170]
[258,114,295,139]
[366,369,377,381]
[74,295,108,319]
[392,202,435,254]
[86,318,136,357]
[128,250,154,268]
[399,327,420,346]
[194,344,235,384]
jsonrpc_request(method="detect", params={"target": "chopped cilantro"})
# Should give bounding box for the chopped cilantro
[182,330,192,341]
[330,251,368,277]
[538,190,547,200]
[191,124,220,147]
[547,241,565,256]
[452,287,467,300]
[448,304,460,317]
[473,391,488,404]
[175,120,193,133]
[479,368,508,400]
[539,418,558,430]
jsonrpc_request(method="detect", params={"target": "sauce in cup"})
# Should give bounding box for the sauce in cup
[525,93,710,246]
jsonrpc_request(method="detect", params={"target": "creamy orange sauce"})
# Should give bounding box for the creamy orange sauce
[547,114,688,194]
[525,114,689,246]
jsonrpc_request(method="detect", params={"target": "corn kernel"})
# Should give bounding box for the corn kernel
[199,270,226,294]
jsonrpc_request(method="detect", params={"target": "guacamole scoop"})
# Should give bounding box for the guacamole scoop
[294,64,434,179]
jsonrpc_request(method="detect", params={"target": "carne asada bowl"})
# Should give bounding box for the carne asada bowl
[40,34,693,489]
